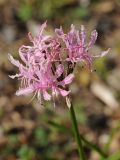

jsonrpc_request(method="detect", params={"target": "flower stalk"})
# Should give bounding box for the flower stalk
[69,102,85,160]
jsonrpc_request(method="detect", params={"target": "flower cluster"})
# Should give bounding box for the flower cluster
[8,22,109,104]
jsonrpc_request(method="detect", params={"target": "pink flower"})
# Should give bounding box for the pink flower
[55,24,110,70]
[9,22,109,104]
[8,53,74,102]
[8,22,74,104]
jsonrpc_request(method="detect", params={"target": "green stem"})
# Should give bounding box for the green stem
[69,102,85,160]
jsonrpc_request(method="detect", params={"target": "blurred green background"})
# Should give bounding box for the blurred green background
[0,0,120,159]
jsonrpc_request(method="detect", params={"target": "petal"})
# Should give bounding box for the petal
[63,74,74,85]
[80,55,93,70]
[9,74,20,79]
[43,90,51,101]
[19,45,31,63]
[59,88,70,96]
[70,24,75,34]
[28,21,47,44]
[79,25,86,45]
[55,27,64,37]
[99,48,110,57]
[88,30,98,49]
[38,21,47,36]
[93,48,110,58]
[28,32,34,43]
[42,35,51,42]
[8,54,21,67]
[16,86,34,96]
[55,64,64,78]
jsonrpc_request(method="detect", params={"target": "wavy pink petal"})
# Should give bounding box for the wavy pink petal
[16,86,34,96]
[55,26,64,37]
[43,90,51,100]
[8,54,21,67]
[59,88,70,96]
[55,64,64,78]
[80,25,86,45]
[88,30,98,49]
[63,74,74,85]
[19,45,31,63]
[93,48,110,58]
[70,24,75,34]
[9,74,20,79]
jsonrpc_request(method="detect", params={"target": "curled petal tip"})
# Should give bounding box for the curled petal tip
[8,53,20,67]
[66,97,71,108]
[101,48,110,57]
[91,30,98,38]
[63,74,74,85]
[43,91,51,101]
[81,25,85,31]
[9,74,19,79]
[16,87,34,96]
[59,88,70,97]
[28,32,34,42]
[55,64,64,78]
[70,24,75,30]
[55,29,63,36]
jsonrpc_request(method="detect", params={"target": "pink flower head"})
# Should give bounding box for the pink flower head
[55,24,110,70]
[8,53,74,101]
[9,22,109,105]
[8,22,74,104]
